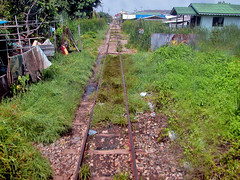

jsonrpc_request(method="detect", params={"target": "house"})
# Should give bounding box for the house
[170,3,240,29]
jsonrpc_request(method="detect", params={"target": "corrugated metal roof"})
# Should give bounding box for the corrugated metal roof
[190,3,240,16]
[134,11,164,15]
[171,7,197,15]
[135,15,165,19]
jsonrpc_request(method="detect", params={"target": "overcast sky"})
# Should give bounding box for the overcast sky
[97,0,238,16]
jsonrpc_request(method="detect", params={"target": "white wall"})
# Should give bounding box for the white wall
[200,16,240,29]
[200,16,213,29]
[224,17,240,28]
[122,14,136,20]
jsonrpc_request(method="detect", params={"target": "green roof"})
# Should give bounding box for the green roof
[171,7,197,15]
[170,3,240,16]
[190,3,240,16]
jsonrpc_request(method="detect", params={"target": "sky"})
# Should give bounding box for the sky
[97,0,239,16]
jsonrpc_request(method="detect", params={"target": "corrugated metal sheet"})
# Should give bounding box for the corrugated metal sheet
[136,15,165,19]
[151,33,198,50]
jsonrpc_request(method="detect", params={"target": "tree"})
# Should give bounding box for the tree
[65,0,102,19]
[0,0,102,21]
[0,0,57,21]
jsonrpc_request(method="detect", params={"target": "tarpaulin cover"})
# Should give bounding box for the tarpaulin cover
[0,20,8,24]
[9,54,23,83]
[22,46,51,82]
[35,45,52,69]
[0,74,10,98]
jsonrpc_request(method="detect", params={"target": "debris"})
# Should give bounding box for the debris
[140,92,147,97]
[168,130,176,141]
[61,45,68,55]
[32,40,42,46]
[97,102,104,106]
[42,39,53,45]
[183,161,191,172]
[88,129,97,136]
[148,102,154,111]
[150,112,156,117]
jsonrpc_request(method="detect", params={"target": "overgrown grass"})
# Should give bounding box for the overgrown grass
[122,20,240,178]
[92,55,148,127]
[129,44,240,178]
[0,20,107,179]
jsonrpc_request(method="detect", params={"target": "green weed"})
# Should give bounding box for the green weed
[114,171,130,180]
[79,164,91,180]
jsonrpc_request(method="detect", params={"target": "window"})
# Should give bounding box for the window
[212,17,224,27]
[196,16,201,26]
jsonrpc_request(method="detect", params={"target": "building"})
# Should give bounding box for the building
[171,3,240,29]
[122,10,170,21]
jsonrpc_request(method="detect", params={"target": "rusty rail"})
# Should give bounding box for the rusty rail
[117,35,139,180]
[75,22,139,180]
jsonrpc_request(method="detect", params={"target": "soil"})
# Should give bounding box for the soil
[37,21,184,180]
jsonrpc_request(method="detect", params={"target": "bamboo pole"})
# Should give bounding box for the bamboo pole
[78,24,82,52]
[36,15,38,38]
[15,16,23,54]
[3,23,9,61]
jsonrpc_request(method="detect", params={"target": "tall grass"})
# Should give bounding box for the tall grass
[122,20,167,51]
[122,20,203,51]
[199,25,240,57]
[69,18,107,37]
[0,20,107,179]
[122,20,240,56]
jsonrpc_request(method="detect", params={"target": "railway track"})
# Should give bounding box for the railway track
[74,21,139,180]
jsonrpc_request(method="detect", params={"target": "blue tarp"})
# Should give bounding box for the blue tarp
[0,20,8,25]
[136,15,165,19]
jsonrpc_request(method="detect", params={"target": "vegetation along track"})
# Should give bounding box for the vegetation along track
[74,21,139,180]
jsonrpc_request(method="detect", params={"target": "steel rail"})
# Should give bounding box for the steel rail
[117,35,139,179]
[74,28,110,180]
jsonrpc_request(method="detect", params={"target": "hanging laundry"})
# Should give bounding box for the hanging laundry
[22,48,40,82]
[22,46,52,82]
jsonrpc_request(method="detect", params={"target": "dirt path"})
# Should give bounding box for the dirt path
[37,21,184,180]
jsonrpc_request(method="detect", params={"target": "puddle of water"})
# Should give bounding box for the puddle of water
[82,54,103,101]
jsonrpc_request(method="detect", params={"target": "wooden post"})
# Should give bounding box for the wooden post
[49,25,52,37]
[61,15,63,27]
[15,15,23,54]
[54,22,57,52]
[176,15,178,29]
[78,24,82,51]
[182,15,184,28]
[36,15,38,37]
